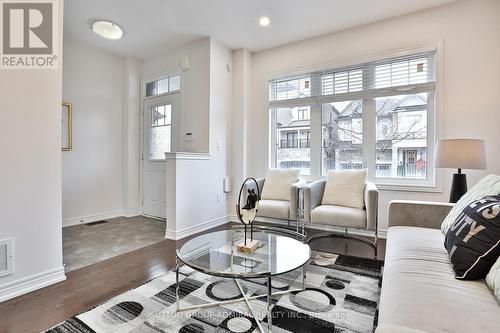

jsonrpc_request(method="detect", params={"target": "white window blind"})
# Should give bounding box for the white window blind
[322,69,363,95]
[269,52,435,106]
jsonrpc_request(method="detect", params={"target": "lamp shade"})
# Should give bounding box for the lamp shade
[434,139,486,170]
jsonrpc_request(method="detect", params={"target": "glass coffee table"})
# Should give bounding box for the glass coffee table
[175,226,311,333]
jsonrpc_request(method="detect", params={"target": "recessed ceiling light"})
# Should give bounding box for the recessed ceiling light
[259,16,270,27]
[91,20,123,40]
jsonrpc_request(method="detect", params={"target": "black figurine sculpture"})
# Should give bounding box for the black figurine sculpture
[243,189,258,210]
[236,178,261,251]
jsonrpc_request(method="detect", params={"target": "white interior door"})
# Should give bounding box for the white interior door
[143,93,180,218]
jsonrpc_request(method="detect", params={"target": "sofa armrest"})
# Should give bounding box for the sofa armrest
[303,179,326,222]
[255,177,265,198]
[290,179,307,220]
[364,181,378,231]
[388,200,454,229]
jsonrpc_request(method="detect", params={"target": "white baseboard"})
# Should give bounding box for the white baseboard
[165,215,231,240]
[123,209,141,218]
[63,210,141,227]
[0,266,66,303]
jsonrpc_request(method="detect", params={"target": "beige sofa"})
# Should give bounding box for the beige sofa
[377,200,500,333]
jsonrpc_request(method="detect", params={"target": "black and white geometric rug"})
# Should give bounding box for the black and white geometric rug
[46,252,383,333]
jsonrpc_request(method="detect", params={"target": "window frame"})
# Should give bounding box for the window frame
[267,44,443,191]
[144,73,181,99]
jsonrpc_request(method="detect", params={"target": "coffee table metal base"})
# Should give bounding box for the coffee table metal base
[175,260,307,333]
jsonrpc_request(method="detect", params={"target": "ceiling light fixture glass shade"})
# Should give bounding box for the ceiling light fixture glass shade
[91,20,123,40]
[259,16,270,26]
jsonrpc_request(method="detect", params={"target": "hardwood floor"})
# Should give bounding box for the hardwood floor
[0,223,385,333]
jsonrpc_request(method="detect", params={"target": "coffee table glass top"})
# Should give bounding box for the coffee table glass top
[177,229,311,278]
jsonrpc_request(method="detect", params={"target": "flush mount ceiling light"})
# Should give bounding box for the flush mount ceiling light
[259,16,270,27]
[91,20,123,40]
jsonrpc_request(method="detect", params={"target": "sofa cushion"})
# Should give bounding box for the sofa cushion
[445,195,500,279]
[257,199,290,220]
[379,226,500,333]
[321,169,367,209]
[261,169,300,201]
[311,205,366,229]
[441,174,500,234]
[486,256,500,303]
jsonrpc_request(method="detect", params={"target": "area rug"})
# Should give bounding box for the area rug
[45,252,383,333]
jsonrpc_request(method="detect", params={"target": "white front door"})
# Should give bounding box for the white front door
[142,93,180,218]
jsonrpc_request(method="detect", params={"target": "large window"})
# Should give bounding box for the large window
[269,51,436,186]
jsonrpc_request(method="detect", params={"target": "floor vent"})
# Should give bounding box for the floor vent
[85,220,108,226]
[0,238,14,277]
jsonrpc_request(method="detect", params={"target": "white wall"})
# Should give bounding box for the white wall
[62,39,141,226]
[142,38,211,153]
[0,0,65,301]
[209,38,233,215]
[164,38,233,239]
[243,0,500,231]
[122,58,142,217]
[62,39,124,225]
[230,49,252,202]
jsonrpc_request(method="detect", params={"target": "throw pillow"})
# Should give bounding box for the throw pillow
[441,174,500,234]
[444,195,500,280]
[486,255,500,303]
[321,169,367,209]
[261,169,300,201]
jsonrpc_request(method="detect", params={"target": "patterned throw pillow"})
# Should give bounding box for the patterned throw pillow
[441,174,500,234]
[445,196,500,280]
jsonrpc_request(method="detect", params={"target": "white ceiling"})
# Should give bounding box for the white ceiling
[64,0,456,59]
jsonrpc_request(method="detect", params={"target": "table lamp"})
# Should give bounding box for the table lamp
[434,139,486,203]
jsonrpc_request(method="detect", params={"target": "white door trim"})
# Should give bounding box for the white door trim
[139,71,182,217]
[142,93,180,219]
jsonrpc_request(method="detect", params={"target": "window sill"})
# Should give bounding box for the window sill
[374,182,442,193]
[301,175,442,193]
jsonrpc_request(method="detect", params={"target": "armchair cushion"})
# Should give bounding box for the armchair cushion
[257,200,290,220]
[311,205,367,229]
[321,169,367,209]
[261,169,300,201]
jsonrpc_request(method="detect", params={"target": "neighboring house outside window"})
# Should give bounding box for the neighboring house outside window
[269,50,437,187]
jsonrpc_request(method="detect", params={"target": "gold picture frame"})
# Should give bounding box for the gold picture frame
[62,102,72,151]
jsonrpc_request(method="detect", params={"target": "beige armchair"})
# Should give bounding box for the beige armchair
[243,177,306,221]
[303,179,379,255]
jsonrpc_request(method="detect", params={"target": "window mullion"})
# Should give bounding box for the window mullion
[362,64,376,180]
[362,99,376,180]
[310,73,322,178]
[310,104,321,178]
[269,107,277,168]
